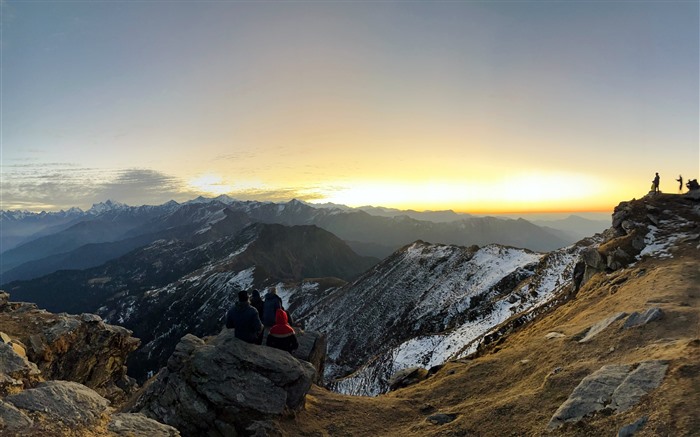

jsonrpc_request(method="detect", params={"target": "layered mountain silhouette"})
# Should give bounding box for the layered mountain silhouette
[1,197,578,284]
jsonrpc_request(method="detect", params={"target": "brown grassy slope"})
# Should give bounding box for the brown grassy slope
[283,195,700,437]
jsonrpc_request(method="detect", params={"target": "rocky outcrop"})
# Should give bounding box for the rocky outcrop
[132,330,316,436]
[0,292,139,403]
[548,361,668,430]
[0,292,179,436]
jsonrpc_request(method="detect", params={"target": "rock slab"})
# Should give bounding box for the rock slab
[548,361,668,430]
[133,330,316,436]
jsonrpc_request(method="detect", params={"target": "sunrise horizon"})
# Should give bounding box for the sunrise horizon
[2,2,697,215]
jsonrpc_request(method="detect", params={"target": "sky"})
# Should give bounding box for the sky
[1,1,698,214]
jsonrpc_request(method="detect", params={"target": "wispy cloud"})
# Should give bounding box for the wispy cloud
[0,165,191,211]
[0,163,336,211]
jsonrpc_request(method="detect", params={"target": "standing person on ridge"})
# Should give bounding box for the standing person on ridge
[676,175,683,193]
[226,290,263,344]
[250,289,264,321]
[262,287,284,328]
[652,172,660,193]
[266,309,299,353]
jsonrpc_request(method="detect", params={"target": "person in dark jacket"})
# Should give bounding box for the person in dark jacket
[262,288,283,327]
[266,309,298,353]
[250,289,264,321]
[226,290,263,344]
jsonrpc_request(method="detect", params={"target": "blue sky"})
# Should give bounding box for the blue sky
[2,1,698,212]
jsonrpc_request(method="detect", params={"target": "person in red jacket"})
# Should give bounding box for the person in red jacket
[266,309,298,353]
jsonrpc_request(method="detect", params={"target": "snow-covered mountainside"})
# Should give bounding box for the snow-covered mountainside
[82,223,376,380]
[286,237,600,396]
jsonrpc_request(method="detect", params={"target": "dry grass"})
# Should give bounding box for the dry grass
[283,211,700,436]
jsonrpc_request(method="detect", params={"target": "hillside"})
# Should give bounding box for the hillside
[280,193,699,436]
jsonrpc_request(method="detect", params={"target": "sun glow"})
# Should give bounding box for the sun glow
[313,172,606,213]
[187,174,233,196]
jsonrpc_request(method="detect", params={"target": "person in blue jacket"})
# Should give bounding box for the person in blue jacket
[226,289,263,344]
[262,287,283,328]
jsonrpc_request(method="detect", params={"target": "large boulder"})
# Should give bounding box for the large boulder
[132,330,316,436]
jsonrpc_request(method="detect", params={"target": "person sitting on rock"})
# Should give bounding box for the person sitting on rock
[266,309,299,353]
[226,290,263,344]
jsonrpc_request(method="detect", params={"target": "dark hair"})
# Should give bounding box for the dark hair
[238,290,249,302]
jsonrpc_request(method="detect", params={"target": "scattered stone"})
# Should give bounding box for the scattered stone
[550,367,563,375]
[578,312,628,343]
[388,367,429,391]
[618,416,648,437]
[427,413,457,425]
[623,308,663,329]
[547,364,631,429]
[610,361,668,412]
[5,381,110,427]
[520,359,530,364]
[545,332,566,339]
[108,413,181,436]
[133,330,316,435]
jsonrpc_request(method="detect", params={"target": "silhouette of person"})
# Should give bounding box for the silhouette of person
[652,172,660,193]
[676,175,683,193]
[250,289,264,321]
[226,290,263,344]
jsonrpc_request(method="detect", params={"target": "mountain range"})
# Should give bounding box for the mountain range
[0,197,606,285]
[0,192,697,436]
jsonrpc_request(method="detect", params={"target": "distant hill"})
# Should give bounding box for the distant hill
[531,214,609,241]
[4,222,377,380]
[1,198,576,282]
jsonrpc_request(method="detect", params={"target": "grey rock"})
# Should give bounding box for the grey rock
[623,308,663,329]
[246,420,284,436]
[80,313,102,323]
[548,364,630,429]
[6,380,110,426]
[108,413,181,436]
[611,361,668,412]
[44,317,81,343]
[582,248,606,270]
[646,214,660,226]
[134,330,316,436]
[0,292,9,309]
[578,312,627,343]
[607,247,633,270]
[618,416,648,437]
[292,330,327,383]
[427,413,457,425]
[0,400,33,431]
